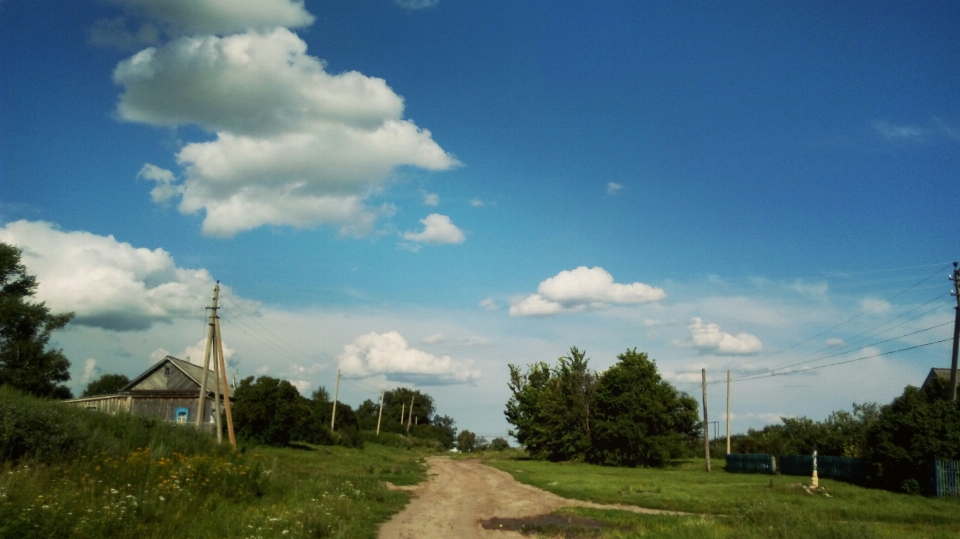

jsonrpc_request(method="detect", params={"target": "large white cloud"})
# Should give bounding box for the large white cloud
[338,331,480,384]
[510,266,666,316]
[677,317,763,356]
[0,220,257,331]
[401,214,465,245]
[107,0,315,36]
[114,28,459,237]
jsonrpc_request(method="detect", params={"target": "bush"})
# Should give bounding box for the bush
[490,437,510,451]
[456,430,477,452]
[232,376,301,447]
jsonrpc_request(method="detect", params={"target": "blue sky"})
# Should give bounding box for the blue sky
[1,0,958,438]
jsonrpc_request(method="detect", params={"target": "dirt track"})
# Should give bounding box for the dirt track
[378,457,689,539]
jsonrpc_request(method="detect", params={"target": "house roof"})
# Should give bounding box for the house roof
[120,355,234,397]
[922,368,958,390]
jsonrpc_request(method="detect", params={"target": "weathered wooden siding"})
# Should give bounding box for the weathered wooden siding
[65,395,131,414]
[132,366,199,392]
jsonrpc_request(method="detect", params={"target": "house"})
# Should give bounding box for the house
[65,355,232,428]
[921,368,959,391]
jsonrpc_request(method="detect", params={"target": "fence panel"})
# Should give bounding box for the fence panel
[932,459,960,498]
[778,455,865,483]
[725,454,776,474]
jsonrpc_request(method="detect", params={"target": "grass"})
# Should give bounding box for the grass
[485,457,960,538]
[0,388,429,539]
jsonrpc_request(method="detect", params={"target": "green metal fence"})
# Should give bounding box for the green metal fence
[725,454,776,474]
[779,455,865,483]
[931,459,960,498]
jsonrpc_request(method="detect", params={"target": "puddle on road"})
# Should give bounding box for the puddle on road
[481,513,623,537]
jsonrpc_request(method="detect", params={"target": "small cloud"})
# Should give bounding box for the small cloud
[423,193,439,206]
[825,338,846,347]
[860,297,892,315]
[510,266,666,317]
[80,358,101,385]
[288,379,311,395]
[642,318,676,327]
[469,198,484,207]
[872,120,932,142]
[478,297,497,310]
[338,330,480,384]
[606,182,622,195]
[463,336,491,347]
[138,164,181,204]
[675,317,762,356]
[402,214,465,245]
[421,333,446,344]
[393,0,440,10]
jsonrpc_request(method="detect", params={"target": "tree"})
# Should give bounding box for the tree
[0,243,73,399]
[490,437,510,451]
[588,349,700,467]
[232,376,301,446]
[505,347,597,461]
[82,373,130,397]
[864,379,960,493]
[456,429,477,452]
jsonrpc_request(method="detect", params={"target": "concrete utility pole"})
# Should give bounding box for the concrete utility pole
[702,368,710,472]
[212,327,222,444]
[214,315,236,448]
[407,395,415,433]
[376,390,385,435]
[726,369,731,455]
[330,369,341,431]
[196,284,220,430]
[950,262,960,402]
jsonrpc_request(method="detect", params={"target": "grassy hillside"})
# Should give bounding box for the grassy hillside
[0,388,426,539]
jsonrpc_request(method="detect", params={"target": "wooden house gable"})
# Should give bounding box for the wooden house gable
[129,363,199,392]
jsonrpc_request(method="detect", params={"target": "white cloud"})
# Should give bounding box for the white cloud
[81,358,101,385]
[138,163,180,203]
[421,333,446,344]
[394,0,440,10]
[337,331,480,384]
[873,120,931,141]
[510,266,666,317]
[106,0,314,36]
[606,182,622,195]
[860,297,892,315]
[643,318,676,327]
[423,193,439,206]
[114,28,458,237]
[469,198,484,207]
[825,338,846,347]
[478,298,497,310]
[677,317,763,356]
[0,220,258,331]
[402,214,465,244]
[288,379,312,394]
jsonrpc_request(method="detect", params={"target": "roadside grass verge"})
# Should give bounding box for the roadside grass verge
[485,458,960,538]
[0,389,428,539]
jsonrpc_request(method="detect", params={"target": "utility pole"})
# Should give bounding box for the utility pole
[214,314,236,448]
[407,395,415,433]
[376,390,385,435]
[950,262,960,402]
[330,368,341,431]
[212,326,222,444]
[702,368,710,472]
[400,403,405,425]
[726,369,731,455]
[195,284,220,430]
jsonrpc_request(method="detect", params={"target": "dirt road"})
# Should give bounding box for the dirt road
[378,457,689,539]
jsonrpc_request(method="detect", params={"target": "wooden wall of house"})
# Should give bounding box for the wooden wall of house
[129,396,219,424]
[66,396,130,414]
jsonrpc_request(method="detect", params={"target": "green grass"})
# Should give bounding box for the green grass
[0,388,430,539]
[485,457,960,538]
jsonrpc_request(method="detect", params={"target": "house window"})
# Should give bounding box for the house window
[176,408,189,424]
[164,366,172,376]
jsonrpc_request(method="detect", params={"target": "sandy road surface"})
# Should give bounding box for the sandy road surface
[378,457,689,539]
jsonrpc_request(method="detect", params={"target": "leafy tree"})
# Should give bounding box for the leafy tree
[232,376,301,446]
[379,387,436,434]
[505,347,597,461]
[490,437,510,451]
[0,243,73,398]
[81,373,130,397]
[456,429,477,452]
[588,349,700,467]
[865,379,960,493]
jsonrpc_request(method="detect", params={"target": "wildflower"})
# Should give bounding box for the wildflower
[282,531,289,535]
[159,496,165,502]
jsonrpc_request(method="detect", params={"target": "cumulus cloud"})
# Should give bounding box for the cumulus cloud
[478,298,497,310]
[606,182,622,195]
[0,220,258,331]
[676,317,762,356]
[113,28,458,237]
[510,266,666,317]
[423,193,439,206]
[338,331,480,384]
[105,0,314,37]
[402,214,465,244]
[138,163,180,203]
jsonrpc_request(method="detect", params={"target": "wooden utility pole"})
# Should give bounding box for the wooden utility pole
[400,403,405,425]
[212,330,223,444]
[406,395,415,433]
[214,315,236,448]
[376,390,385,435]
[195,284,220,430]
[702,368,711,472]
[949,262,960,402]
[726,369,731,455]
[330,369,341,431]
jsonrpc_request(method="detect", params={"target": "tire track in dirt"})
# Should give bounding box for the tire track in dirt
[378,457,692,539]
